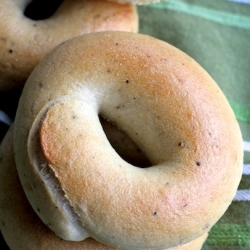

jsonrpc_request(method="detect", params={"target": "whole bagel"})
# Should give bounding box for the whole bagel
[0,0,138,91]
[14,31,243,250]
[0,127,208,250]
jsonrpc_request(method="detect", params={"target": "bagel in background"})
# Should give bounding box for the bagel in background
[0,127,208,250]
[13,31,242,249]
[0,0,138,91]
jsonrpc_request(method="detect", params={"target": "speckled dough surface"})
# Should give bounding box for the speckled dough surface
[0,126,208,250]
[13,31,242,250]
[0,0,138,91]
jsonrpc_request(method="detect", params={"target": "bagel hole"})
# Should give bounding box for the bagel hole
[24,0,63,20]
[99,116,151,168]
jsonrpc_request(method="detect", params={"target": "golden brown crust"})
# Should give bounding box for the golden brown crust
[0,0,138,91]
[0,126,116,250]
[109,0,160,4]
[0,127,208,250]
[14,31,243,249]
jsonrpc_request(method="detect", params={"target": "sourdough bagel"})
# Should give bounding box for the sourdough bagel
[0,0,138,91]
[0,127,208,250]
[14,31,242,249]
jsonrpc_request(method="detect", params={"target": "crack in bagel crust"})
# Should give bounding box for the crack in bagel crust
[27,97,89,241]
[14,32,243,250]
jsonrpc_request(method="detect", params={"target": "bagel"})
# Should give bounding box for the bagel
[14,31,243,249]
[0,0,138,91]
[0,127,208,250]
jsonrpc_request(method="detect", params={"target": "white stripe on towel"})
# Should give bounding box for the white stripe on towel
[0,110,12,126]
[243,164,250,175]
[235,141,250,201]
[228,0,250,4]
[233,190,250,201]
[243,141,250,152]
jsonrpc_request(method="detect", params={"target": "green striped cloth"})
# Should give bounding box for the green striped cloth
[138,0,250,249]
